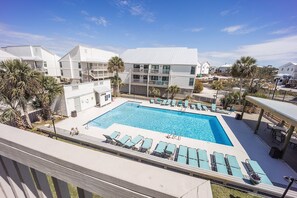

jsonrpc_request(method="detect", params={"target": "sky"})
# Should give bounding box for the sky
[0,0,297,66]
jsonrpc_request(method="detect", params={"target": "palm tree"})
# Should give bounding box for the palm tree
[212,80,224,99]
[35,75,63,120]
[231,56,257,101]
[149,87,160,98]
[0,60,40,128]
[166,85,180,99]
[107,56,124,97]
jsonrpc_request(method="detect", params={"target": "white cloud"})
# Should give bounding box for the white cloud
[51,16,66,22]
[220,9,239,16]
[270,26,296,35]
[89,16,108,26]
[115,0,155,22]
[81,10,89,16]
[200,35,297,66]
[221,25,244,33]
[186,27,204,32]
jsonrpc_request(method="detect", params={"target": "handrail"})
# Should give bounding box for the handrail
[0,124,211,198]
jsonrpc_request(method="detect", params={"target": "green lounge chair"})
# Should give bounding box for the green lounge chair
[178,145,188,157]
[216,108,231,115]
[202,105,209,111]
[165,143,176,156]
[177,100,183,107]
[184,100,188,108]
[150,99,154,104]
[246,159,273,185]
[188,147,198,167]
[190,103,196,109]
[177,155,187,164]
[171,99,176,106]
[124,135,144,148]
[211,104,217,112]
[155,98,162,104]
[213,152,228,175]
[226,155,243,178]
[198,150,210,170]
[165,99,172,106]
[103,131,120,143]
[196,103,202,110]
[153,141,168,156]
[139,138,153,152]
[114,135,131,146]
[161,100,167,105]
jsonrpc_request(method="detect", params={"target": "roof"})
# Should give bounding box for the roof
[246,96,297,127]
[94,86,111,93]
[0,49,19,61]
[59,45,118,62]
[1,45,59,59]
[120,47,198,65]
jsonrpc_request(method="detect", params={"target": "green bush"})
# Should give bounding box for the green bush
[194,80,203,93]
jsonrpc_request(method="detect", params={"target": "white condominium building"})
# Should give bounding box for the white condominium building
[59,45,118,83]
[119,47,198,97]
[1,45,61,77]
[197,61,210,75]
[278,62,297,79]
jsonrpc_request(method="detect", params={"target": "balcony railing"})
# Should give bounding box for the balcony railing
[150,69,159,74]
[132,68,149,73]
[149,81,169,86]
[162,70,170,74]
[132,79,147,84]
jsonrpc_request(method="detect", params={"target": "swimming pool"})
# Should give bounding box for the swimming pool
[89,102,233,146]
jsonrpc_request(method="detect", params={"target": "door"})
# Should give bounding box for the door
[74,97,81,112]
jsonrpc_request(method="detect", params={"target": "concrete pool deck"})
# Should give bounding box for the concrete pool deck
[55,97,297,187]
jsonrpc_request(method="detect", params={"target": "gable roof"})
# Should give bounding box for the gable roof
[120,47,198,65]
[0,49,20,61]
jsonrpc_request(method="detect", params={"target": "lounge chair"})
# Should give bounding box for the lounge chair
[245,159,273,185]
[103,131,120,143]
[139,138,153,153]
[149,99,154,104]
[161,100,167,105]
[196,103,202,110]
[216,108,231,115]
[202,105,209,111]
[153,141,168,156]
[124,135,144,149]
[183,100,188,108]
[166,99,172,106]
[164,143,176,158]
[171,99,176,106]
[226,154,243,178]
[177,100,183,107]
[211,104,217,112]
[213,152,228,175]
[198,149,210,170]
[190,103,196,109]
[113,135,131,146]
[188,147,198,167]
[155,98,162,104]
[177,145,188,164]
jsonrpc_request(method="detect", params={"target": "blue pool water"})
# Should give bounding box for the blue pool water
[89,102,233,146]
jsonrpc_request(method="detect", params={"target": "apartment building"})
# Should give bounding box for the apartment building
[1,45,61,77]
[119,47,198,97]
[197,61,210,75]
[59,45,118,83]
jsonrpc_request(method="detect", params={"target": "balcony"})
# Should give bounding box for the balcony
[132,68,149,73]
[132,79,148,84]
[162,70,170,74]
[149,80,169,86]
[150,69,159,74]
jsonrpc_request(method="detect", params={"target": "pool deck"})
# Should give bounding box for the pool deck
[55,98,297,188]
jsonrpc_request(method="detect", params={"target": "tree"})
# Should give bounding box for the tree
[231,56,257,101]
[35,75,63,120]
[149,87,160,97]
[166,85,180,99]
[0,60,40,128]
[107,56,124,97]
[211,80,224,99]
[111,74,122,95]
[193,80,203,93]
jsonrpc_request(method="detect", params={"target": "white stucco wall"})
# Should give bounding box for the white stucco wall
[278,62,297,76]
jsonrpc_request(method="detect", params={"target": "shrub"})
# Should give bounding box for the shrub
[194,80,203,93]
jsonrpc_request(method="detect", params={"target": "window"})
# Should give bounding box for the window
[44,61,47,67]
[144,65,149,69]
[291,68,293,71]
[150,76,158,81]
[79,71,82,77]
[287,68,289,71]
[133,75,140,79]
[133,64,140,68]
[190,66,196,74]
[45,70,48,75]
[143,75,148,80]
[189,78,194,86]
[105,94,109,101]
[60,62,62,68]
[162,76,169,81]
[61,70,63,76]
[163,65,170,74]
[78,63,81,69]
[152,65,159,70]
[281,68,284,71]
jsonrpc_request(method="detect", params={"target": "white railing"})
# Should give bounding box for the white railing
[0,124,210,198]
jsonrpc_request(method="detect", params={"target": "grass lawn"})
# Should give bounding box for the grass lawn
[211,184,261,198]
